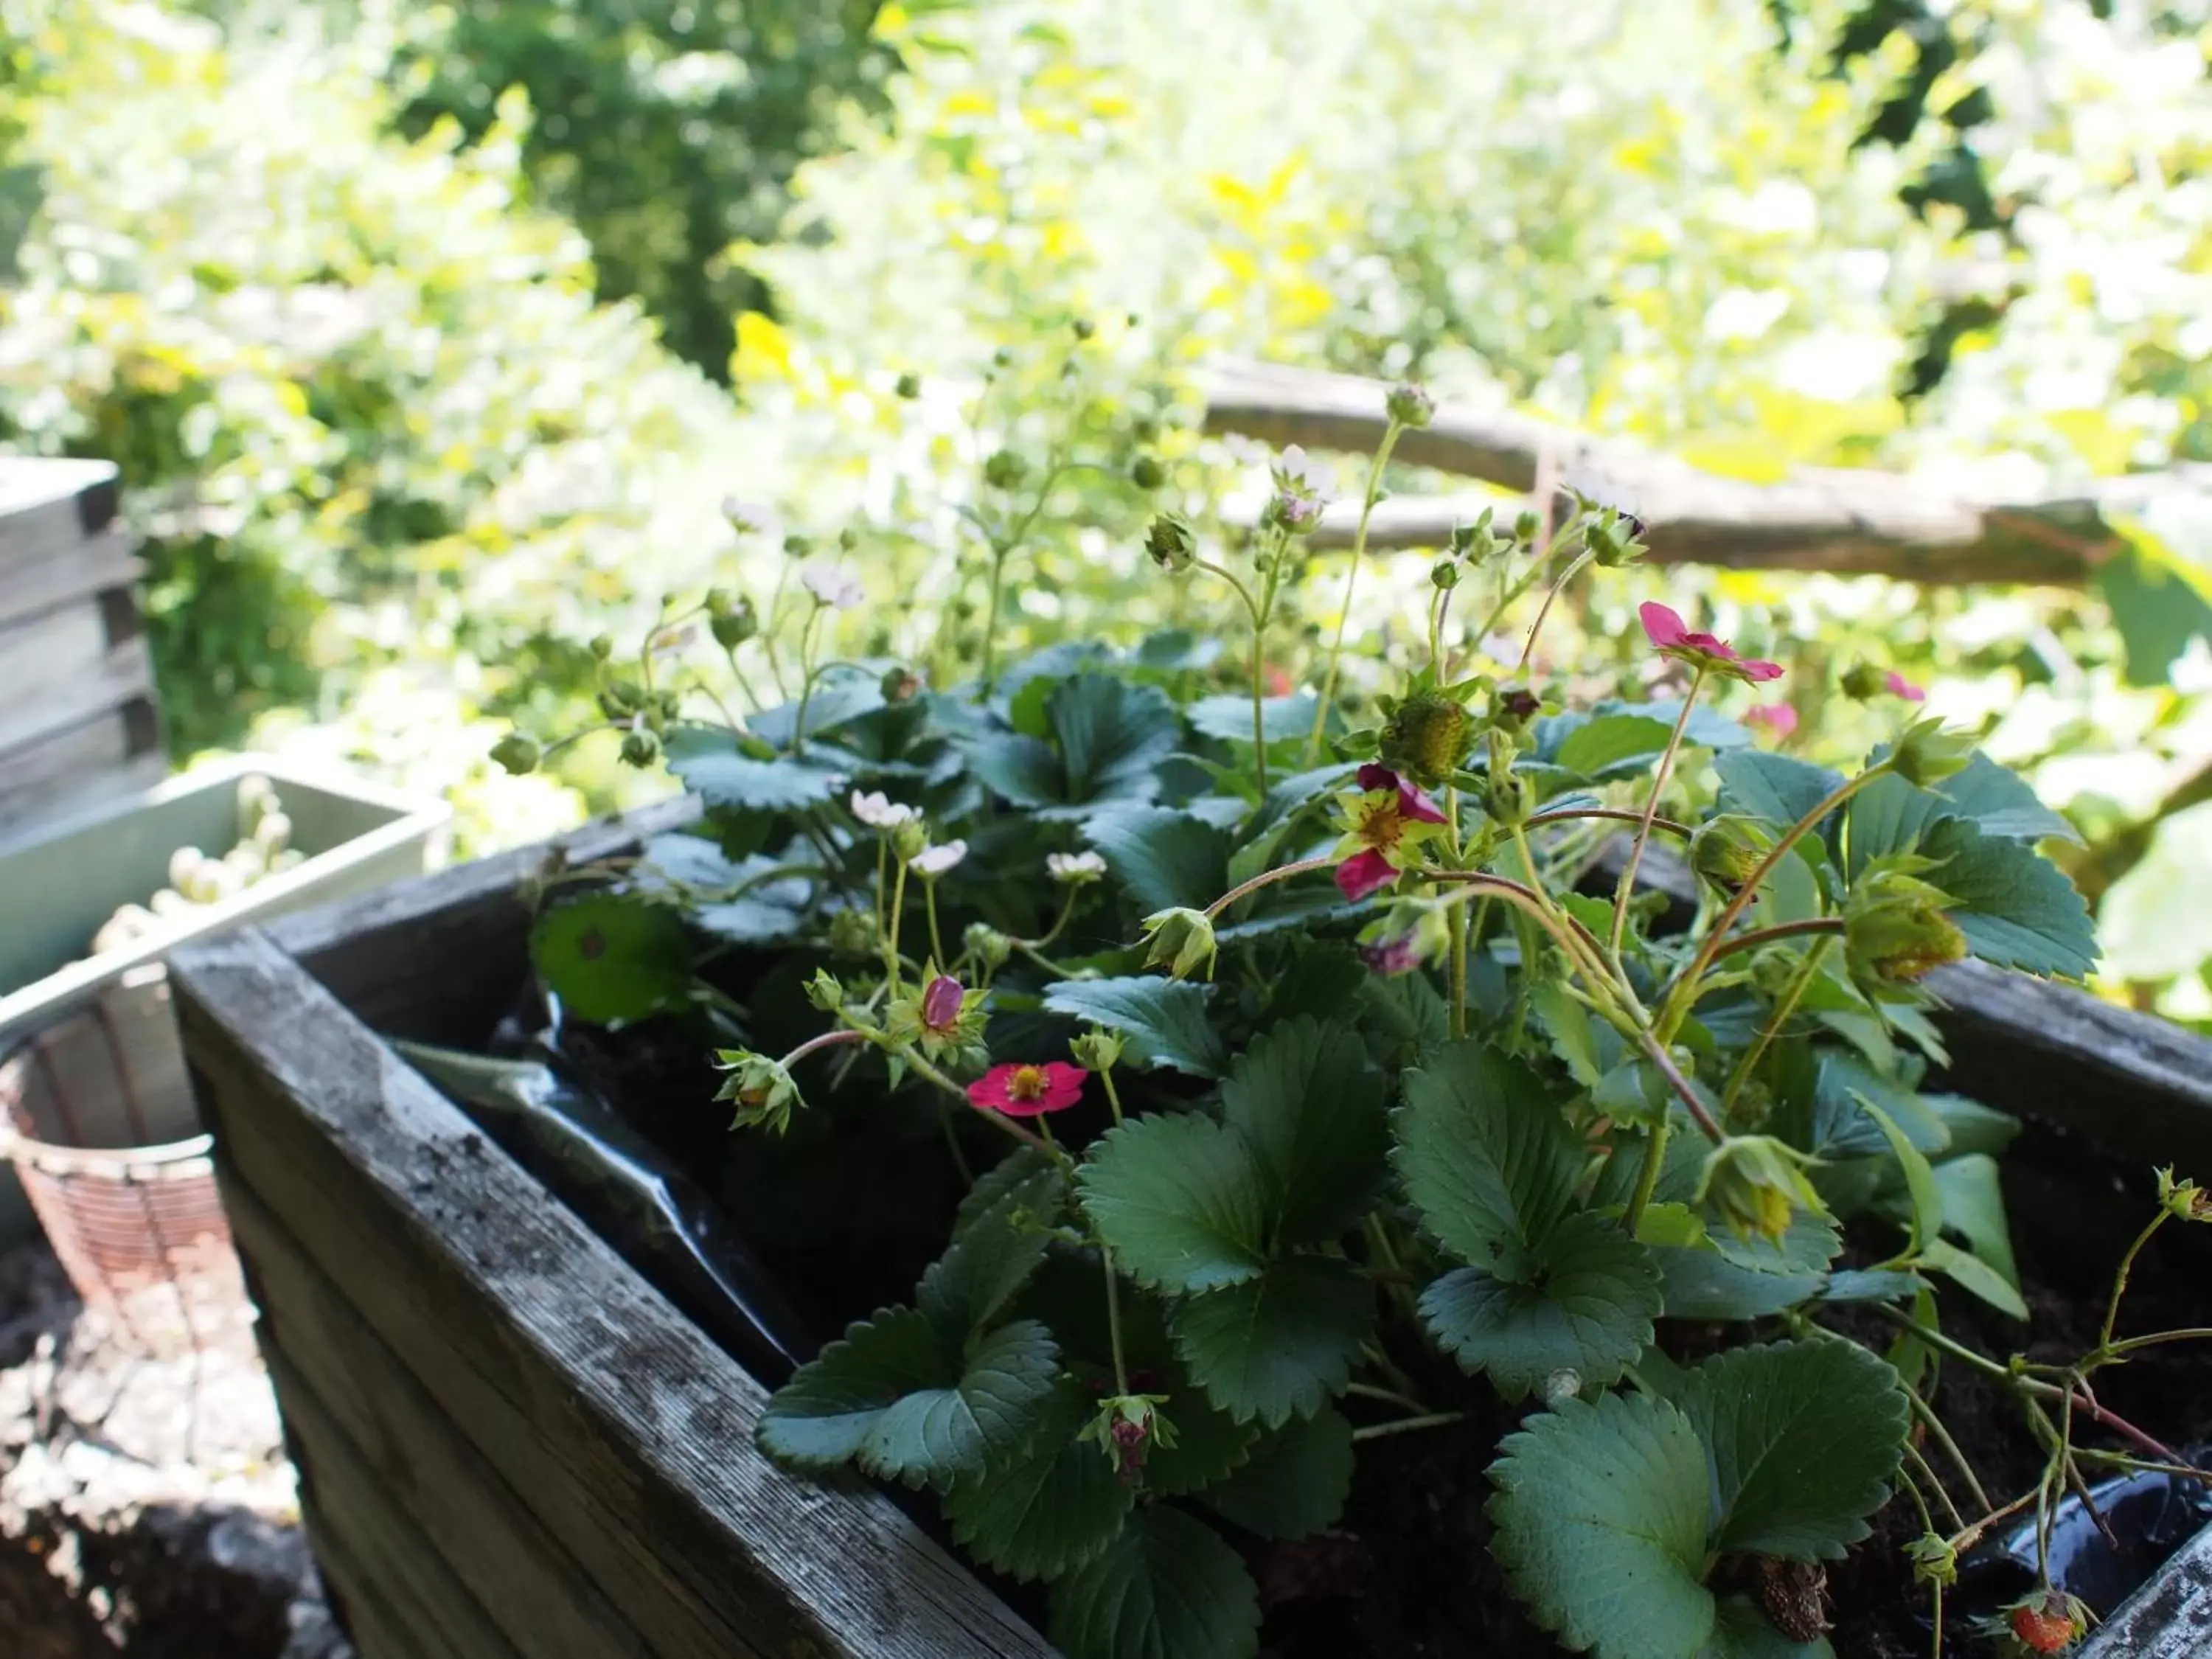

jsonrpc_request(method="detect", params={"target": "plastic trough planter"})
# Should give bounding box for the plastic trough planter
[0,754,449,1249]
[167,807,2212,1659]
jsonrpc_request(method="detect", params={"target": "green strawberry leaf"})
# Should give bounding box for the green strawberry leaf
[953,1147,1070,1242]
[1858,1098,1943,1257]
[1171,1254,1375,1427]
[1220,1017,1391,1249]
[1395,1040,1582,1281]
[1044,976,1228,1078]
[1048,1505,1260,1659]
[757,1308,1059,1490]
[1082,807,1234,913]
[1419,1213,1661,1400]
[919,1194,1054,1343]
[663,724,849,810]
[1488,1390,1717,1659]
[1669,1340,1909,1559]
[1922,817,2098,978]
[530,894,693,1025]
[1202,1405,1355,1540]
[1921,1237,2028,1320]
[1188,692,1321,746]
[1933,754,2081,845]
[1077,1114,1271,1294]
[1704,1596,1837,1658]
[1930,1153,2019,1290]
[1654,1207,1843,1323]
[943,1378,1135,1584]
[1714,751,1846,846]
[1554,714,1677,782]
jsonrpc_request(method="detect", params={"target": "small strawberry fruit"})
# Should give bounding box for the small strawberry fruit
[2007,1590,2088,1653]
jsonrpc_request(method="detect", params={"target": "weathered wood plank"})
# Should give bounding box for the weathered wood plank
[2081,1516,2212,1657]
[0,529,142,631]
[223,1174,648,1659]
[264,795,698,1043]
[0,630,154,756]
[290,1460,491,1659]
[173,925,1054,1659]
[0,459,119,573]
[1203,355,2200,583]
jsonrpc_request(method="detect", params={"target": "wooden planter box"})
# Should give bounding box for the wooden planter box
[169,810,2212,1659]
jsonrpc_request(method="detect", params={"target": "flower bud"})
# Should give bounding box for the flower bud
[1493,685,1542,732]
[1385,381,1436,428]
[1430,557,1461,591]
[1072,316,1097,340]
[619,726,662,768]
[894,370,922,400]
[880,664,922,703]
[805,969,845,1012]
[2156,1166,2211,1223]
[710,596,758,649]
[982,449,1030,490]
[891,818,931,862]
[1140,906,1218,981]
[598,681,644,719]
[1130,453,1166,490]
[713,1050,802,1134]
[1080,1393,1178,1482]
[1070,1029,1124,1072]
[1695,1134,1825,1245]
[838,526,860,553]
[782,532,813,557]
[1890,716,1975,787]
[1905,1535,1958,1589]
[1582,508,1644,568]
[1846,879,1968,984]
[1144,512,1197,574]
[1379,690,1475,788]
[490,732,540,776]
[828,908,879,958]
[1048,850,1108,886]
[1689,814,1775,894]
[588,633,615,661]
[1488,765,1534,829]
[964,922,1013,970]
[1514,509,1543,545]
[1840,662,1888,701]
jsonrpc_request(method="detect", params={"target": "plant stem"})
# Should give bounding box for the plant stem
[894,1043,1054,1155]
[1718,936,1833,1119]
[2100,1210,2168,1351]
[1103,1247,1130,1396]
[2108,1326,2212,1356]
[1908,1385,1995,1517]
[1517,547,1594,672]
[886,860,910,996]
[779,1027,870,1068]
[1524,806,1693,838]
[1350,1411,1464,1444]
[924,879,947,967]
[1447,900,1469,1040]
[1623,1125,1672,1238]
[789,604,827,755]
[1902,1437,1967,1534]
[1203,853,1335,919]
[1307,416,1405,762]
[1611,667,1705,960]
[1196,557,1271,794]
[1099,1067,1127,1128]
[1344,1380,1432,1414]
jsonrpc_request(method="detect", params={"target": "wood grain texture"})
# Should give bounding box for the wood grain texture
[0,529,142,630]
[173,925,1054,1659]
[2080,1518,2212,1658]
[1203,355,2194,583]
[223,1175,645,1659]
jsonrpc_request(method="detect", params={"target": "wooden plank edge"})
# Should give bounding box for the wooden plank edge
[2079,1517,2212,1656]
[173,926,1055,1659]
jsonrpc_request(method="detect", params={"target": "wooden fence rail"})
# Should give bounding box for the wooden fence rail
[1202,357,2212,585]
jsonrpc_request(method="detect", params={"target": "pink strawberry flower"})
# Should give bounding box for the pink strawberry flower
[1639,602,1784,684]
[968,1061,1089,1117]
[1885,670,1926,703]
[1745,702,1799,740]
[1331,764,1450,902]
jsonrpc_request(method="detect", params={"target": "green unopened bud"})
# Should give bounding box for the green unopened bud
[710,596,759,649]
[1689,814,1775,895]
[1488,765,1534,829]
[1906,1534,1958,1589]
[1379,690,1475,788]
[1140,906,1218,981]
[599,681,644,719]
[983,449,1029,490]
[619,726,662,768]
[1840,662,1888,701]
[880,664,922,702]
[2155,1166,2211,1223]
[964,922,1013,970]
[805,969,846,1012]
[490,732,540,776]
[1582,508,1644,568]
[1695,1135,1825,1245]
[1070,1028,1124,1072]
[1130,453,1166,490]
[1072,316,1097,341]
[1890,717,1976,787]
[894,370,922,400]
[1492,685,1542,733]
[1747,946,1801,1001]
[1385,381,1435,428]
[1145,512,1197,574]
[1514,509,1543,545]
[713,1049,802,1134]
[588,633,615,661]
[1430,558,1461,591]
[1846,877,1967,984]
[828,908,880,958]
[838,526,860,552]
[782,532,813,558]
[891,818,931,862]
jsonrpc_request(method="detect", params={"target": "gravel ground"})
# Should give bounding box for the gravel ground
[0,1237,349,1658]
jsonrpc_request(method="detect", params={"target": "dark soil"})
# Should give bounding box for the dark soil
[544,1013,2212,1659]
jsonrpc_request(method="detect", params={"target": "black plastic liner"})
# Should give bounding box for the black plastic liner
[1955,1447,2212,1621]
[394,1038,814,1388]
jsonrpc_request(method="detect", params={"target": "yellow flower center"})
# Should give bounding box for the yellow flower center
[1008,1065,1049,1102]
[1357,797,1405,853]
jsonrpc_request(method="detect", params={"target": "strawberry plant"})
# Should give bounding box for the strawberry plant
[495,369,2211,1658]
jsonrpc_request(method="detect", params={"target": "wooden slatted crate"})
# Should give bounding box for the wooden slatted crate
[167,810,2212,1659]
[0,457,166,836]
